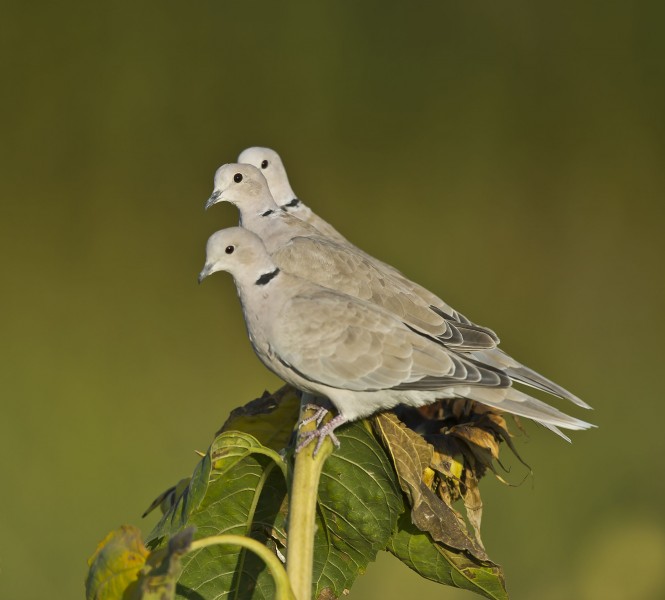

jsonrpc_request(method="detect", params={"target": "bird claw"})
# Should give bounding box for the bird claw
[298,405,329,428]
[295,414,346,456]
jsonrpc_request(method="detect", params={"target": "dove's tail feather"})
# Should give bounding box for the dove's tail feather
[538,422,572,443]
[461,386,595,441]
[468,348,592,410]
[505,364,592,409]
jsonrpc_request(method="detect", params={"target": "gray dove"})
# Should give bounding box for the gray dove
[198,227,594,451]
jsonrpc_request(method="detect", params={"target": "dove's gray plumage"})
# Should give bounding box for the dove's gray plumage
[231,152,592,411]
[199,228,594,444]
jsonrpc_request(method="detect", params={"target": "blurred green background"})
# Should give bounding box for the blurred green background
[2,1,664,598]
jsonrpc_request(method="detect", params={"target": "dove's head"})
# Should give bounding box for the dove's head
[198,227,276,284]
[237,147,296,207]
[205,163,277,214]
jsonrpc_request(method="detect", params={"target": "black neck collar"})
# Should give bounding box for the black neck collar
[255,268,280,286]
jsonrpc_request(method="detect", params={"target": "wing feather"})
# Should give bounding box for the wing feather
[274,237,499,351]
[272,291,508,393]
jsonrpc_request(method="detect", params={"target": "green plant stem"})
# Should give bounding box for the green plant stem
[188,534,295,600]
[286,403,334,600]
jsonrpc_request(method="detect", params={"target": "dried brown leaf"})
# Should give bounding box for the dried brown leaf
[449,424,500,461]
[373,413,489,562]
[460,467,484,549]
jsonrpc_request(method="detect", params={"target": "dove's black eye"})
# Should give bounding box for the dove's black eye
[261,159,269,169]
[225,245,235,254]
[233,173,243,183]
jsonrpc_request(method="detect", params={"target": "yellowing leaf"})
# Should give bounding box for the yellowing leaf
[85,525,149,600]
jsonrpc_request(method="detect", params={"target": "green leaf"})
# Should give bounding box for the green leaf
[145,401,402,600]
[146,431,288,600]
[388,514,508,600]
[86,525,149,600]
[142,386,297,524]
[312,421,404,599]
[220,385,301,452]
[142,478,192,519]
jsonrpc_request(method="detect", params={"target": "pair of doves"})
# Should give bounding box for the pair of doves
[199,147,594,453]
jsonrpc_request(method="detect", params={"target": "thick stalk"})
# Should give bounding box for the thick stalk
[286,403,334,600]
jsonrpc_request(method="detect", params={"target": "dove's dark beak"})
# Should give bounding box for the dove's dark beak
[205,190,222,210]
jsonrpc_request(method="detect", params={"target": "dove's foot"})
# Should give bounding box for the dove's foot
[298,405,329,428]
[296,414,347,456]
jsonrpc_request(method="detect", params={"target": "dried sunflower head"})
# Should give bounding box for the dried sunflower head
[393,399,530,547]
